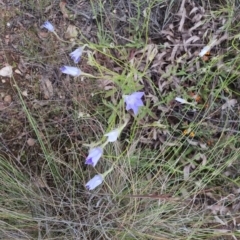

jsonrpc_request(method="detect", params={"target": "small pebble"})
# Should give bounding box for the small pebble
[22,90,28,97]
[4,95,12,103]
[27,138,35,146]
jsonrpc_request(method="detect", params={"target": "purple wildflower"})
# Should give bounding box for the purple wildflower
[85,147,103,167]
[85,174,103,190]
[104,129,120,142]
[123,92,144,115]
[69,47,84,64]
[60,66,81,77]
[42,21,54,32]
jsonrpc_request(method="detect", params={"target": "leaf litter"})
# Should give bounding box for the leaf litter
[40,76,54,99]
[1,0,240,238]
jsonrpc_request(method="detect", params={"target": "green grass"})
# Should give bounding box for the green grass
[1,0,240,239]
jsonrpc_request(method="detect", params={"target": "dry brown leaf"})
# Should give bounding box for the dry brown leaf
[146,44,158,63]
[166,35,175,43]
[32,100,49,109]
[97,78,115,90]
[38,31,49,39]
[189,7,199,15]
[44,3,53,13]
[139,136,152,144]
[221,99,237,110]
[189,21,204,33]
[199,153,207,165]
[18,57,27,73]
[32,176,48,188]
[207,204,229,215]
[192,14,203,23]
[64,24,78,39]
[178,7,186,32]
[170,44,179,63]
[40,76,53,99]
[161,30,174,37]
[60,1,71,19]
[185,36,200,44]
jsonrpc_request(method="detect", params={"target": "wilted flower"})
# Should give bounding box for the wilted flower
[123,92,144,115]
[69,47,84,63]
[60,66,81,77]
[85,147,103,167]
[199,45,211,57]
[85,174,103,190]
[104,128,120,142]
[175,97,188,104]
[175,97,197,108]
[42,21,54,32]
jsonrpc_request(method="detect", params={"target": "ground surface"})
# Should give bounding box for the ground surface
[1,0,240,239]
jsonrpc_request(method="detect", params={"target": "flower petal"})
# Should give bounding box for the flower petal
[69,47,84,64]
[131,104,140,115]
[104,129,120,142]
[123,92,144,115]
[199,45,211,57]
[85,147,103,167]
[85,174,103,190]
[42,21,54,32]
[131,92,144,99]
[60,66,81,77]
